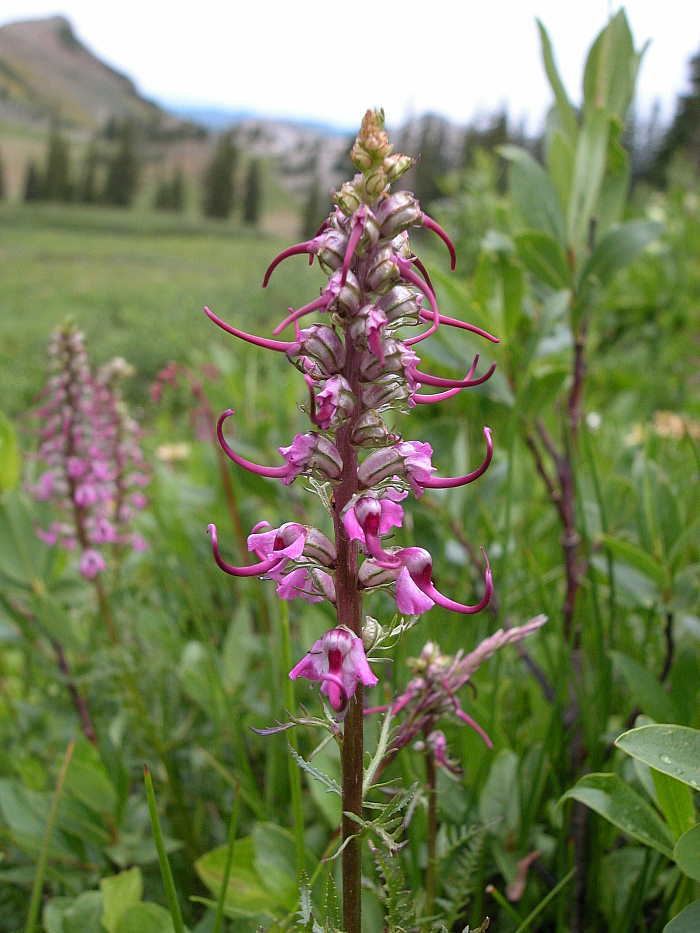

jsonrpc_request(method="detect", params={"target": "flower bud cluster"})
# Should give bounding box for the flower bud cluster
[30,324,148,579]
[205,111,500,716]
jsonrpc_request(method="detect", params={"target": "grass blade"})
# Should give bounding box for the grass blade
[25,739,75,933]
[213,787,241,933]
[144,764,186,933]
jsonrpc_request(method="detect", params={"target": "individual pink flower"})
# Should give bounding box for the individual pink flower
[79,549,106,580]
[342,488,407,547]
[309,375,356,430]
[289,627,378,716]
[426,730,462,775]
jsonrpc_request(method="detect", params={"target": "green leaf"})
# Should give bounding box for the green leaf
[64,739,118,816]
[601,534,667,587]
[582,10,638,120]
[195,837,294,920]
[252,823,297,905]
[500,145,565,241]
[567,108,610,251]
[62,891,103,933]
[546,128,575,213]
[101,867,143,933]
[0,411,21,494]
[560,773,674,857]
[674,825,700,881]
[115,903,176,933]
[652,770,696,841]
[664,900,700,932]
[610,652,679,723]
[615,725,700,790]
[515,232,571,289]
[580,221,662,288]
[537,20,578,140]
[479,749,520,839]
[595,122,630,234]
[520,369,568,418]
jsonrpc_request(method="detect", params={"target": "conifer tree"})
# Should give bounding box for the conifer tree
[301,164,326,238]
[202,133,237,219]
[649,48,700,184]
[242,158,262,226]
[103,120,139,206]
[170,168,185,212]
[23,160,43,202]
[78,142,99,204]
[44,121,72,201]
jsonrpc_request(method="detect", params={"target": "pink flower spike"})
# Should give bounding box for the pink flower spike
[208,523,285,577]
[413,384,466,405]
[203,307,296,353]
[262,239,318,287]
[79,549,106,580]
[395,257,440,345]
[414,362,497,389]
[421,212,457,270]
[422,548,493,615]
[452,700,494,749]
[289,627,378,716]
[418,427,494,489]
[340,207,366,285]
[411,255,434,294]
[418,308,500,344]
[273,294,329,335]
[216,410,290,479]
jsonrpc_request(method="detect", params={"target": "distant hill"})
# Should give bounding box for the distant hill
[0,16,188,133]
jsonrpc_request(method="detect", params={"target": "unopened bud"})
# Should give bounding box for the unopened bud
[361,377,411,411]
[384,153,414,182]
[317,229,348,274]
[376,191,422,238]
[366,244,400,292]
[334,179,363,215]
[290,325,346,376]
[364,167,388,198]
[303,528,337,566]
[351,410,399,447]
[362,616,383,651]
[379,286,422,324]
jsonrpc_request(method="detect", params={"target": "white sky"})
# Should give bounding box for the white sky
[1,1,697,129]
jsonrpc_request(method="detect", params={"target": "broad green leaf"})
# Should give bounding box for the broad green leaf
[178,641,226,724]
[195,837,293,919]
[595,122,630,234]
[479,749,520,838]
[252,823,297,904]
[537,20,578,141]
[546,128,575,213]
[601,534,667,586]
[101,867,143,933]
[610,652,679,723]
[515,232,571,289]
[64,739,118,816]
[62,891,103,933]
[0,411,20,494]
[582,10,637,119]
[652,770,696,841]
[664,900,700,932]
[500,145,565,241]
[520,369,568,417]
[616,725,700,791]
[115,903,175,933]
[567,108,610,251]
[674,825,700,881]
[580,221,662,288]
[560,773,674,857]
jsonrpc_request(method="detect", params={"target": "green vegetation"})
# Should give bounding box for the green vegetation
[0,11,698,933]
